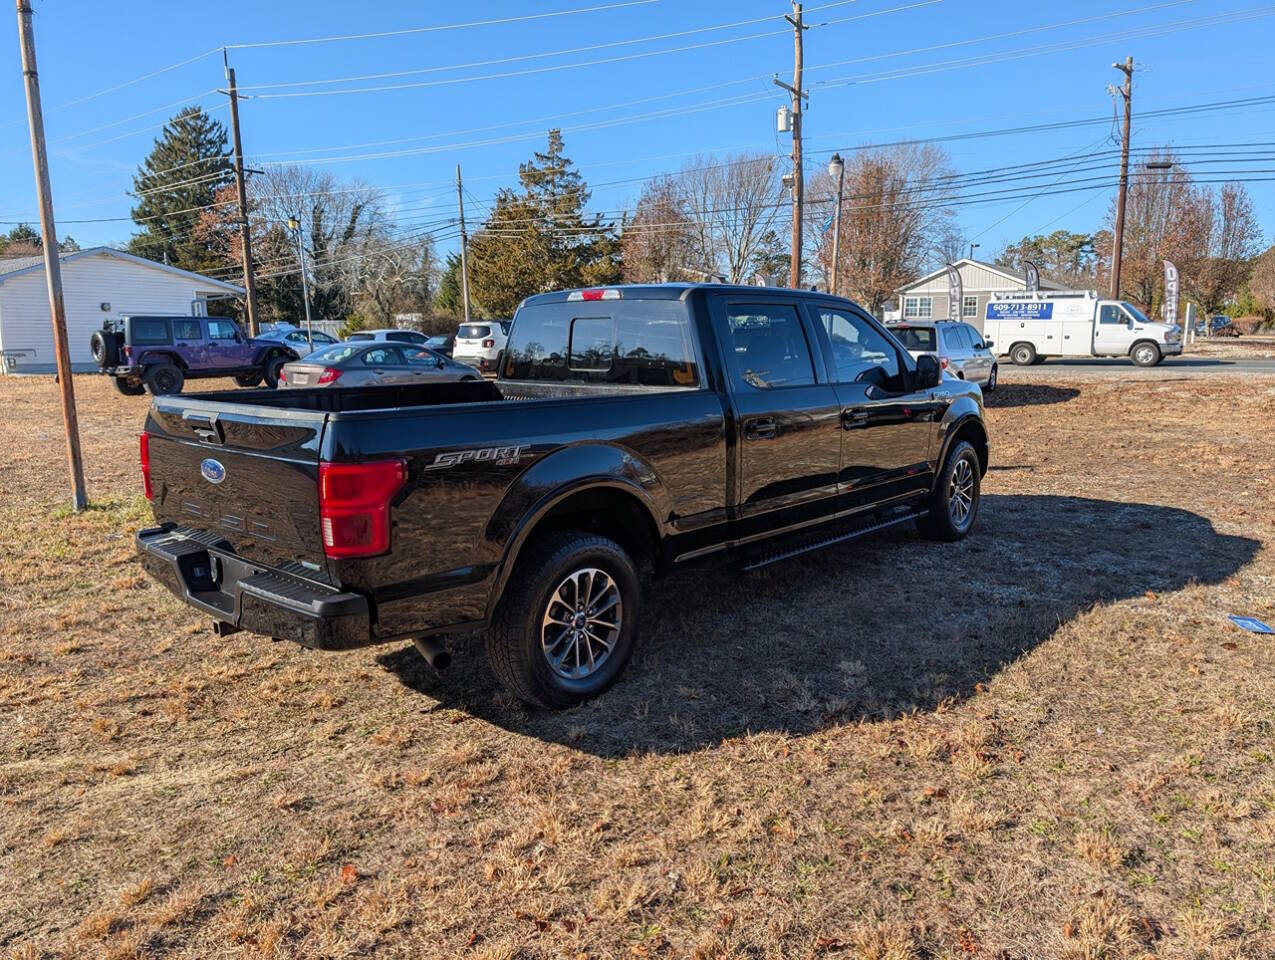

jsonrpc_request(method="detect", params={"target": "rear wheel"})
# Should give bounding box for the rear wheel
[916,439,981,542]
[263,355,288,389]
[1131,341,1161,367]
[142,363,184,395]
[486,531,640,709]
[111,377,145,397]
[1010,342,1037,366]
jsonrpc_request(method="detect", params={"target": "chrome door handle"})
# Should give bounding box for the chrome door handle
[744,417,777,440]
[841,408,869,429]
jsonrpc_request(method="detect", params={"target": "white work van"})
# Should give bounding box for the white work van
[983,290,1182,367]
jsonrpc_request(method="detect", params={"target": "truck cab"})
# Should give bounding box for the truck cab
[984,290,1182,367]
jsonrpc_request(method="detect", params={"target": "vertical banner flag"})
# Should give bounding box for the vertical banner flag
[946,263,962,322]
[1163,259,1180,327]
[1024,260,1040,292]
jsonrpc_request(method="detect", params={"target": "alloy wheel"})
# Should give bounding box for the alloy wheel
[540,567,623,680]
[948,456,976,530]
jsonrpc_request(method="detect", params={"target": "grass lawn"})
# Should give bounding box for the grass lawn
[2,371,1274,959]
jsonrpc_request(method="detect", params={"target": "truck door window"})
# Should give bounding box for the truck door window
[1099,305,1124,324]
[814,308,902,386]
[723,303,815,390]
[208,320,240,340]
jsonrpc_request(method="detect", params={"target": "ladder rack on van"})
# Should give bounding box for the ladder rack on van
[989,289,1098,303]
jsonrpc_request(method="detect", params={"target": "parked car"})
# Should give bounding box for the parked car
[255,325,340,357]
[452,320,510,372]
[277,341,482,388]
[425,334,455,357]
[345,328,432,347]
[1211,315,1240,337]
[90,315,302,395]
[983,290,1182,367]
[886,320,997,391]
[135,284,988,708]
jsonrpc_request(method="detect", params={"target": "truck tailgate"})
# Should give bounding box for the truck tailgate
[144,396,330,575]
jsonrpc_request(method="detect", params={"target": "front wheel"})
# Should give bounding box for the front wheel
[916,439,981,542]
[1010,342,1037,366]
[486,531,640,709]
[263,355,288,389]
[1131,342,1161,367]
[984,364,998,393]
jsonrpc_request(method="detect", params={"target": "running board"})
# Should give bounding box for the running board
[740,508,928,571]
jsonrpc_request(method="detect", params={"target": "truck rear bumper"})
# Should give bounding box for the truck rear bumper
[136,525,373,650]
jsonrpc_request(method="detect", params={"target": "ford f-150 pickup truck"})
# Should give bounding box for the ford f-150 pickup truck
[136,284,989,708]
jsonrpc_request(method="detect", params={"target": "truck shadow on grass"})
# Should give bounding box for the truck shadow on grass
[982,384,1080,407]
[378,495,1258,756]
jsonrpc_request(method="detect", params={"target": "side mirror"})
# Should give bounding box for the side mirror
[916,354,942,389]
[435,357,445,369]
[983,338,994,349]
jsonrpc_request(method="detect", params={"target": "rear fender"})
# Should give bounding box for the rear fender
[135,350,187,371]
[480,444,669,617]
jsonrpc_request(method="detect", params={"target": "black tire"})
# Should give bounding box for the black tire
[916,439,981,542]
[984,364,997,393]
[235,373,263,388]
[111,377,145,397]
[486,531,641,709]
[142,363,184,395]
[89,330,113,367]
[1009,342,1037,366]
[1130,341,1161,367]
[263,355,288,389]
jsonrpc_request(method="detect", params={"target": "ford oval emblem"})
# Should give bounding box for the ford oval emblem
[200,458,226,485]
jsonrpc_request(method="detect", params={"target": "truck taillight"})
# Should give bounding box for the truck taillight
[318,459,407,558]
[140,431,153,501]
[482,338,495,348]
[317,367,342,384]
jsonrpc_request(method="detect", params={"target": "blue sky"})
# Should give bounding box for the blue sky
[3,0,1274,260]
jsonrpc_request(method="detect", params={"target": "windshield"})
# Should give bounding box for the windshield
[303,343,365,365]
[890,326,937,351]
[1123,303,1154,325]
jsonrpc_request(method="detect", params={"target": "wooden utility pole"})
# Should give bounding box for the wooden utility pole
[773,2,807,289]
[1109,57,1133,301]
[224,61,260,334]
[455,164,472,324]
[16,0,87,511]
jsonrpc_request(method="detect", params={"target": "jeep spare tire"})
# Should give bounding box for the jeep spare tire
[89,330,114,367]
[143,363,184,395]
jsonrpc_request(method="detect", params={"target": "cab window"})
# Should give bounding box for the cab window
[814,307,902,386]
[1099,305,1125,325]
[722,303,815,390]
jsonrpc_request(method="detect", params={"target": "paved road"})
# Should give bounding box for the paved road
[1002,354,1275,377]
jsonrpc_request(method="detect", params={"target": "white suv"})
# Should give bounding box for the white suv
[887,321,998,392]
[452,321,510,373]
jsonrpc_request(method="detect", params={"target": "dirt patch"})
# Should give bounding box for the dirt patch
[2,373,1275,958]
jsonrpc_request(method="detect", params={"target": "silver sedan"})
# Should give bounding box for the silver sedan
[278,341,483,388]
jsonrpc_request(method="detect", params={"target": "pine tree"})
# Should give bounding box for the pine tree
[468,130,620,316]
[435,252,464,315]
[129,106,233,272]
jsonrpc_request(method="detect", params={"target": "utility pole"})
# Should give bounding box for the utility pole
[1109,56,1133,302]
[224,59,260,334]
[16,0,87,511]
[773,2,807,289]
[455,164,472,324]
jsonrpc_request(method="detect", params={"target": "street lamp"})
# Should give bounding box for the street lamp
[968,242,980,260]
[827,152,845,296]
[286,215,314,350]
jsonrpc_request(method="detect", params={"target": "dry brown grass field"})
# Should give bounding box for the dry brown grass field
[2,372,1274,959]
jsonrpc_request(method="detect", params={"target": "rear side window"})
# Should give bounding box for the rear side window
[458,324,491,340]
[891,326,936,351]
[387,331,426,343]
[347,333,374,341]
[361,347,403,365]
[722,303,815,390]
[130,318,170,344]
[504,300,699,387]
[207,320,240,340]
[172,319,201,340]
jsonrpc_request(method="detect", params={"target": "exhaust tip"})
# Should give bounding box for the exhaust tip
[412,635,451,671]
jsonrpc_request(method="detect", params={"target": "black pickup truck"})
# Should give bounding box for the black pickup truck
[136,284,988,707]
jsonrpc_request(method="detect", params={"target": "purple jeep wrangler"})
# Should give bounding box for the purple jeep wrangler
[90,315,299,395]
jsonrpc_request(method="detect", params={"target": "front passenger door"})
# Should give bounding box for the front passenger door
[808,305,938,505]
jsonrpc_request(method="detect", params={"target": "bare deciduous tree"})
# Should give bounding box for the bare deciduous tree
[621,176,694,283]
[814,143,957,313]
[677,153,786,283]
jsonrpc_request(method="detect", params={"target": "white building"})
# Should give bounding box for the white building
[889,258,1065,333]
[0,247,243,374]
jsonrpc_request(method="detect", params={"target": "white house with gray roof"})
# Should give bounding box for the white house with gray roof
[890,258,1064,333]
[0,246,243,374]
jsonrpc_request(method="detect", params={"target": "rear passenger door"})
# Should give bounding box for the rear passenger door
[806,304,937,503]
[710,297,843,540]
